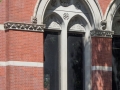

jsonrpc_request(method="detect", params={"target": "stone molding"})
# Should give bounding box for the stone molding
[91,30,114,38]
[0,61,43,67]
[92,66,112,71]
[4,22,45,32]
[0,24,5,30]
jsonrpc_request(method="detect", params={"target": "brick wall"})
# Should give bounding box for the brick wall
[0,31,7,61]
[0,30,7,89]
[92,37,112,66]
[0,30,44,90]
[7,66,43,90]
[92,37,112,90]
[92,71,112,90]
[0,0,113,24]
[7,30,43,62]
[98,0,112,14]
[0,0,37,24]
[8,0,37,23]
[0,0,114,90]
[0,66,7,90]
[0,0,8,24]
[6,30,44,90]
[0,0,44,89]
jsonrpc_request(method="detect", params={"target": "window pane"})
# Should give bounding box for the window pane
[44,31,59,90]
[112,37,120,90]
[67,33,83,90]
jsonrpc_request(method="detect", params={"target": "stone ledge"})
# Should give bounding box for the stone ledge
[4,22,45,32]
[91,30,114,38]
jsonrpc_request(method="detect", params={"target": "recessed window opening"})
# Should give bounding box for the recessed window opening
[44,30,84,90]
[67,33,83,90]
[44,31,60,90]
[112,36,120,90]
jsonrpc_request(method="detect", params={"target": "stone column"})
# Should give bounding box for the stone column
[90,30,114,90]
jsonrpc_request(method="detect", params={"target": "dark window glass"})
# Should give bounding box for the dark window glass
[112,37,120,90]
[67,33,83,90]
[44,31,59,90]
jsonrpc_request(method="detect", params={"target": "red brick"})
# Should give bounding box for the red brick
[0,67,7,90]
[92,37,112,66]
[0,0,37,23]
[7,66,43,90]
[98,0,111,14]
[92,71,112,90]
[91,37,112,90]
[8,0,37,23]
[7,30,44,62]
[0,0,8,24]
[0,30,7,61]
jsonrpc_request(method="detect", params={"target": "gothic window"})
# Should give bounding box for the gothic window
[44,31,83,90]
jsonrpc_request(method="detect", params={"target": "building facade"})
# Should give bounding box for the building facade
[0,0,120,90]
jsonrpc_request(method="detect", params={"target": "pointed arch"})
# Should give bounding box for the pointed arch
[43,12,64,30]
[33,0,102,30]
[67,14,91,32]
[105,0,120,31]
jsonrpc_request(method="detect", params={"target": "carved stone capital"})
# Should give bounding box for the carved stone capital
[90,30,114,38]
[4,22,45,32]
[32,17,37,24]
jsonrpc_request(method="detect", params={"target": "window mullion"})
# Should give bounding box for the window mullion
[59,29,68,90]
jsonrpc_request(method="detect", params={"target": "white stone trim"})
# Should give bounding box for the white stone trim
[92,66,112,71]
[0,61,43,67]
[33,0,40,17]
[104,0,114,19]
[0,24,5,30]
[91,30,114,37]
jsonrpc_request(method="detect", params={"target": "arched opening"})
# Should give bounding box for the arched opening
[34,0,99,90]
[112,6,120,90]
[44,13,62,90]
[67,16,86,90]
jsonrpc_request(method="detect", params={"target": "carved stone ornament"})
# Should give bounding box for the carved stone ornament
[68,17,85,32]
[90,30,114,38]
[44,15,61,30]
[101,20,107,30]
[32,17,37,24]
[4,22,45,32]
[63,13,69,20]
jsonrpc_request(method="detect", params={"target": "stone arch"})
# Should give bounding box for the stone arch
[33,1,101,90]
[33,0,102,30]
[67,14,92,90]
[105,0,120,31]
[67,15,91,32]
[43,12,64,30]
[68,16,86,32]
